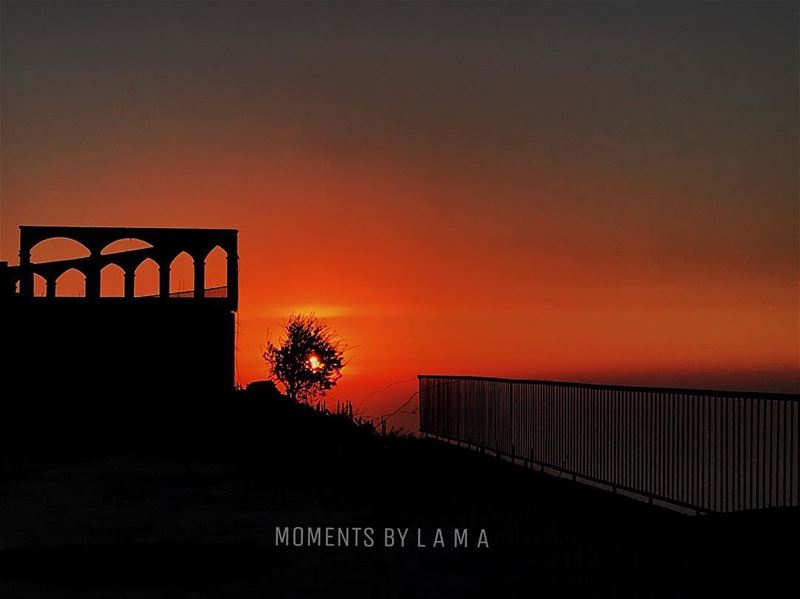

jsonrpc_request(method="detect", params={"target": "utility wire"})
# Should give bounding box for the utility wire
[354,377,417,411]
[375,377,465,426]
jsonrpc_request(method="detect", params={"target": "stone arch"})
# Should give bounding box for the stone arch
[32,273,47,297]
[29,237,91,264]
[203,245,228,290]
[101,238,153,255]
[55,268,86,297]
[134,257,159,297]
[169,251,194,295]
[100,262,126,297]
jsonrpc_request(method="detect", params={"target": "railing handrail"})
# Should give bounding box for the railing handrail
[13,284,230,300]
[142,285,228,299]
[165,285,228,298]
[417,374,800,401]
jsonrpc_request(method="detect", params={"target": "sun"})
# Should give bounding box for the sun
[307,354,322,371]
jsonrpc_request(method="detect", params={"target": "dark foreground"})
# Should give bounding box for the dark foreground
[1,395,797,598]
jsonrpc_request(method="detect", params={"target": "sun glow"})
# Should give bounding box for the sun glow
[307,354,322,371]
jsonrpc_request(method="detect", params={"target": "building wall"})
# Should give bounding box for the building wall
[3,298,236,405]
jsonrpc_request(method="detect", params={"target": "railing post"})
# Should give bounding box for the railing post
[18,245,33,297]
[158,262,170,300]
[226,251,238,310]
[193,258,205,299]
[124,268,135,299]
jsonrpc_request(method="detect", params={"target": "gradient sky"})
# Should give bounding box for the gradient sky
[2,1,798,422]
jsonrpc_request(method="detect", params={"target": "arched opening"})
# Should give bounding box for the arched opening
[170,251,194,296]
[55,268,86,297]
[100,263,125,297]
[134,258,159,297]
[205,245,228,294]
[33,273,47,297]
[101,238,153,255]
[30,237,91,264]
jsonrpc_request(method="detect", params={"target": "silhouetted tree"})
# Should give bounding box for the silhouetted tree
[263,314,346,403]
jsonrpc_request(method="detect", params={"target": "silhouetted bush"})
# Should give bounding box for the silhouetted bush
[263,314,347,403]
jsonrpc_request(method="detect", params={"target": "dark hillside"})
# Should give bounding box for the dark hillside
[1,392,796,598]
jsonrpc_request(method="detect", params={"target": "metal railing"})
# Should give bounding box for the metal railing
[139,285,228,299]
[166,285,228,299]
[419,375,799,513]
[12,285,229,300]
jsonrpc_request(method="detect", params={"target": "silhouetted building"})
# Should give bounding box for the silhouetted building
[2,226,239,403]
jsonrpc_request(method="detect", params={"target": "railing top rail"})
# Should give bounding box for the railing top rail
[417,374,800,401]
[142,285,228,299]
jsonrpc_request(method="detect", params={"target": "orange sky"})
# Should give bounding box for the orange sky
[1,2,798,424]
